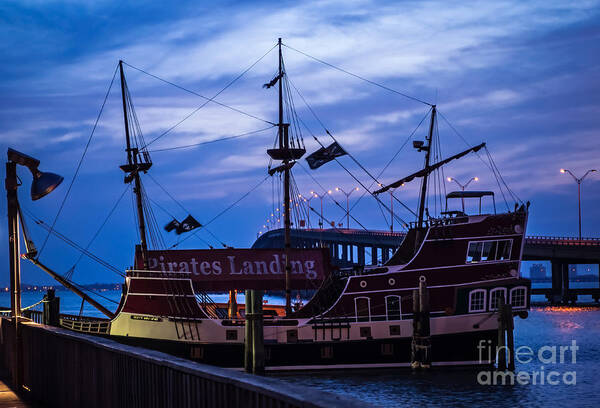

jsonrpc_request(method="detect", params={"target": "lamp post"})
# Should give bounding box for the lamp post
[299,192,317,228]
[335,187,359,229]
[5,148,63,390]
[560,168,597,240]
[446,176,478,212]
[313,190,331,229]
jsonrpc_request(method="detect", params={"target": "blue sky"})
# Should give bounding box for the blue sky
[1,0,599,286]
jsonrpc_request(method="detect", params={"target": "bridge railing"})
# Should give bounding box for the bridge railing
[0,319,365,408]
[526,236,600,246]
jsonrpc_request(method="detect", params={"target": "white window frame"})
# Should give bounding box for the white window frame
[468,289,487,313]
[509,286,527,309]
[466,239,513,263]
[489,287,507,311]
[354,296,371,322]
[384,295,402,321]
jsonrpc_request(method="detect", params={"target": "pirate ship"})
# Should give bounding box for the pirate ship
[14,39,531,370]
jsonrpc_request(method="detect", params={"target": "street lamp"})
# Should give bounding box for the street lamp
[312,190,331,229]
[5,148,63,389]
[299,192,317,228]
[335,187,359,229]
[560,168,597,240]
[447,176,478,212]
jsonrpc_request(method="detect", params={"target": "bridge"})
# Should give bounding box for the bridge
[253,229,600,304]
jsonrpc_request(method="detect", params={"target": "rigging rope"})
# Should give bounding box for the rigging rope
[37,63,120,259]
[286,76,416,219]
[21,207,124,277]
[437,110,522,207]
[148,126,276,152]
[282,43,432,106]
[123,44,278,150]
[171,175,270,248]
[338,108,432,225]
[146,173,227,247]
[66,184,131,281]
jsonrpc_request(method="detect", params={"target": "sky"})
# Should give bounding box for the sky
[0,0,599,286]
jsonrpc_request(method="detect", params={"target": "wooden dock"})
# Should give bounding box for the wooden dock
[0,318,367,408]
[0,378,40,408]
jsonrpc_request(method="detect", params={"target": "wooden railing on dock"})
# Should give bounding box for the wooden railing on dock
[0,318,365,408]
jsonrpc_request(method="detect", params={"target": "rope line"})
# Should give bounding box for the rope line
[282,43,432,106]
[149,126,276,152]
[123,45,277,149]
[37,63,120,259]
[171,175,270,248]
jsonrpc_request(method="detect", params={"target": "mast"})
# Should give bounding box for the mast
[278,38,293,316]
[119,60,149,269]
[417,105,436,228]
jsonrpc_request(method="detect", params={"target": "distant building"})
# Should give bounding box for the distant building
[529,263,547,280]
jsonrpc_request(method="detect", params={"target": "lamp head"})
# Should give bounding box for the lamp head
[474,177,479,181]
[560,169,565,173]
[447,177,452,182]
[7,148,63,200]
[31,170,64,201]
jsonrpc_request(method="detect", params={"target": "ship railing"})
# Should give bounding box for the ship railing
[59,313,111,334]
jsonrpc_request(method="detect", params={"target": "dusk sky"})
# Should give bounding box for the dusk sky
[1,0,599,286]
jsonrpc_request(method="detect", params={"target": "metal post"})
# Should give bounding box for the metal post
[244,290,253,373]
[346,195,349,229]
[252,290,265,374]
[390,192,394,232]
[6,161,22,389]
[577,181,581,240]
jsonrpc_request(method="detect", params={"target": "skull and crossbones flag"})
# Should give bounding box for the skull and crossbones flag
[305,142,347,170]
[164,215,202,235]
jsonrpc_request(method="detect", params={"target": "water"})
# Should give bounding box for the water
[276,308,600,407]
[2,290,599,407]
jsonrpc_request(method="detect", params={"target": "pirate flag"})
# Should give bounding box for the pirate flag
[164,218,180,232]
[305,142,347,170]
[176,215,202,235]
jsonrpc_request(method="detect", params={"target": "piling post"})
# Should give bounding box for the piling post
[411,288,420,369]
[42,288,60,326]
[244,290,253,373]
[497,296,507,370]
[419,277,431,368]
[228,290,238,319]
[505,302,515,371]
[252,290,265,374]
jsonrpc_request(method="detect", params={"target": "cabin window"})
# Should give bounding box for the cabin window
[489,288,507,311]
[467,242,483,262]
[468,289,486,313]
[510,286,527,308]
[355,297,371,322]
[385,295,402,321]
[466,239,513,263]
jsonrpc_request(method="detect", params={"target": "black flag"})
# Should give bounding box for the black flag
[164,218,180,232]
[176,215,202,235]
[305,142,347,170]
[263,73,283,89]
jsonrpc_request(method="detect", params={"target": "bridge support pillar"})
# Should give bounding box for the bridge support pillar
[551,261,563,304]
[358,246,365,265]
[371,247,378,265]
[342,244,348,263]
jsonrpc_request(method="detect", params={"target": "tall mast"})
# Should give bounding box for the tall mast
[278,38,293,316]
[119,60,149,269]
[417,105,436,228]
